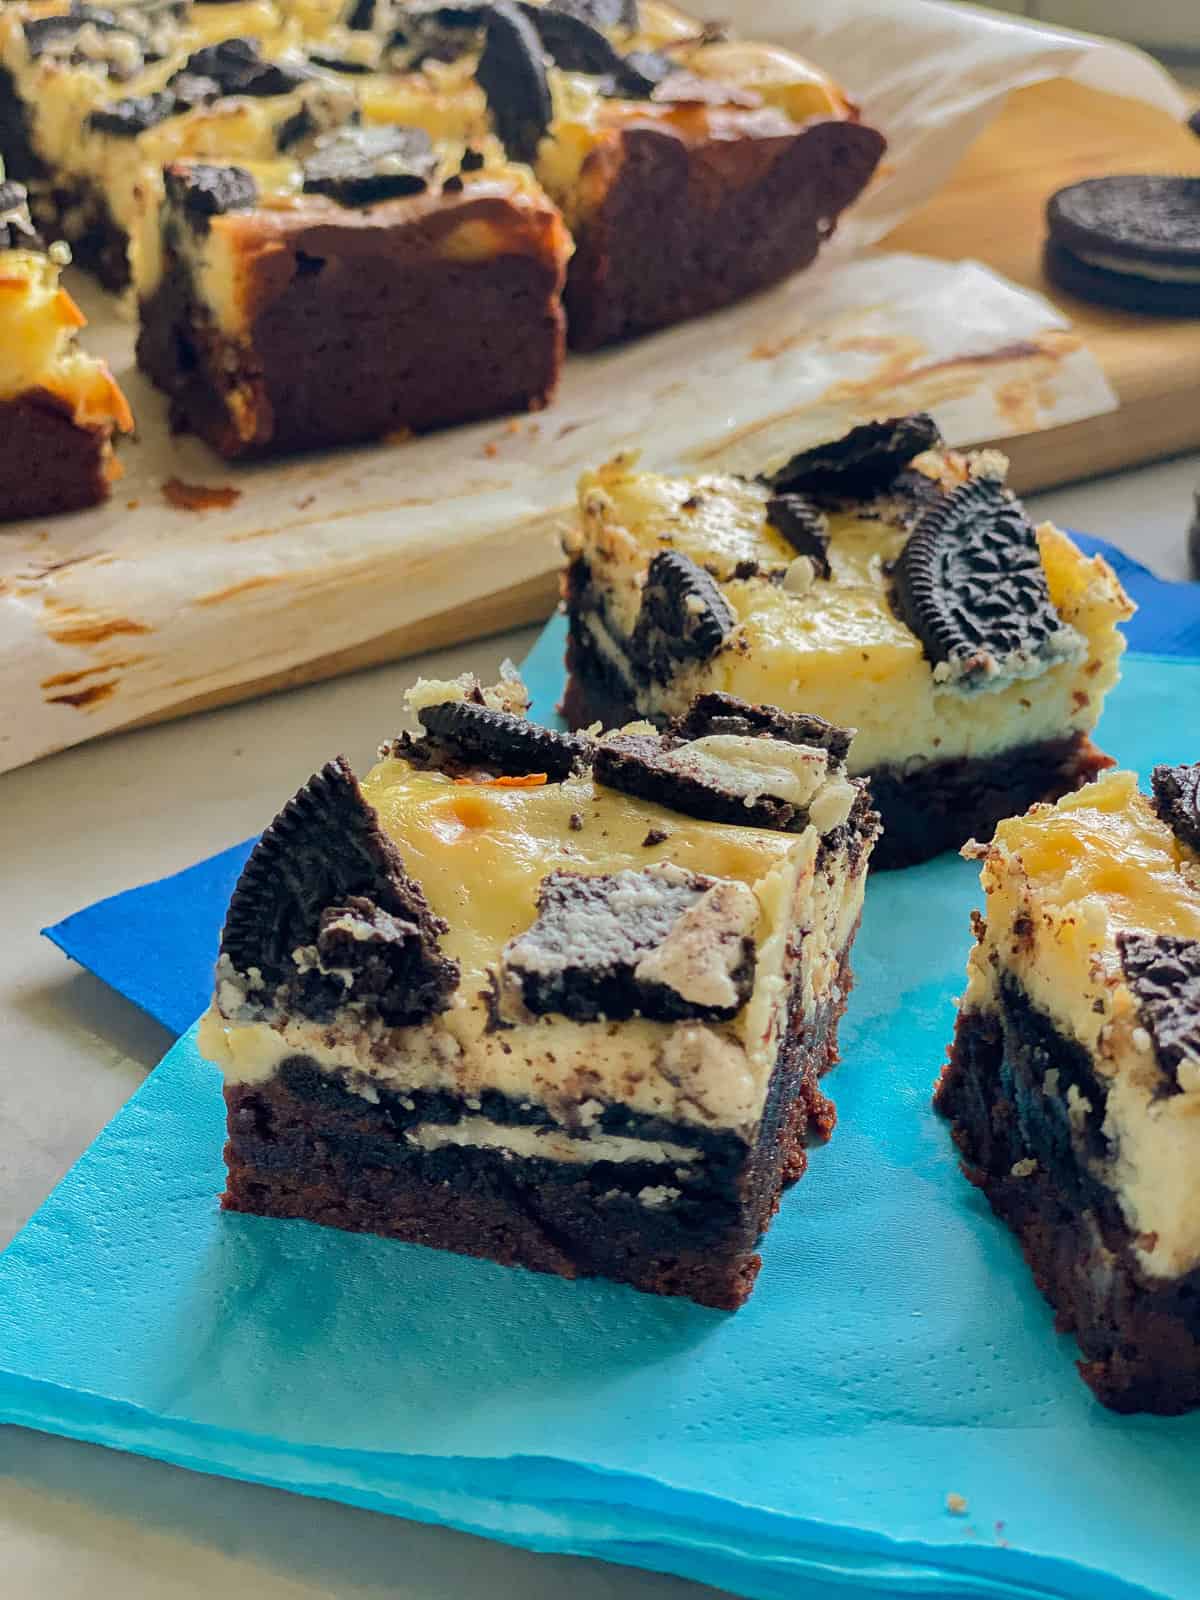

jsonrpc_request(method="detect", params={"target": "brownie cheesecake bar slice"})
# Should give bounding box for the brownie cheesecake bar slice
[936,765,1200,1413]
[562,414,1133,868]
[137,139,569,457]
[199,669,879,1307]
[0,172,132,521]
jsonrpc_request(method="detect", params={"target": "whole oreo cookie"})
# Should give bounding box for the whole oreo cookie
[1045,177,1200,318]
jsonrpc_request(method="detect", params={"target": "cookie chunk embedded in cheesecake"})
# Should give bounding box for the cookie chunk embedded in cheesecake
[935,765,1200,1414]
[561,414,1133,867]
[200,670,879,1309]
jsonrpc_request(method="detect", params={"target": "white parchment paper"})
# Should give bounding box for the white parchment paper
[0,0,1186,772]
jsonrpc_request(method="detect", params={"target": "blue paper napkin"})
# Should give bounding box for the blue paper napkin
[9,537,1200,1600]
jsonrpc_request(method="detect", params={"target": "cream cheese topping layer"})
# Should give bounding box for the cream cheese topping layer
[566,454,1132,774]
[202,743,871,1139]
[963,771,1200,1280]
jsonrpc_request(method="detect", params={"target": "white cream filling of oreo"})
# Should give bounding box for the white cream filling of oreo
[1073,247,1200,286]
[404,1116,702,1167]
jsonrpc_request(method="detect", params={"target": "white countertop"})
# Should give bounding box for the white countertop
[1,449,1196,1600]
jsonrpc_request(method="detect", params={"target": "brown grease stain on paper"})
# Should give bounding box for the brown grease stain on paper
[45,680,118,710]
[44,610,155,648]
[691,331,1075,466]
[193,573,293,606]
[41,655,147,691]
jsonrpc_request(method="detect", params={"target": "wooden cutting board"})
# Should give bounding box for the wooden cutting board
[890,76,1200,492]
[123,75,1200,729]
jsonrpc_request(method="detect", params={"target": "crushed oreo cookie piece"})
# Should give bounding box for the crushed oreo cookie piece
[475,1,553,166]
[220,757,458,1025]
[415,698,591,781]
[766,414,943,501]
[344,0,378,26]
[647,70,759,107]
[891,478,1076,692]
[24,7,125,57]
[0,180,41,250]
[671,693,854,764]
[595,727,856,835]
[314,898,454,1027]
[613,47,674,96]
[88,91,179,137]
[173,37,312,98]
[502,864,756,1022]
[164,163,258,223]
[551,0,639,30]
[1151,762,1200,856]
[308,50,374,73]
[629,550,736,684]
[388,2,488,65]
[461,145,486,171]
[518,1,624,77]
[1117,931,1200,1092]
[766,493,831,579]
[302,124,438,204]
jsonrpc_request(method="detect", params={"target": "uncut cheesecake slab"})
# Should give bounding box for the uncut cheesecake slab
[562,414,1133,869]
[199,669,879,1308]
[936,765,1200,1414]
[0,173,132,521]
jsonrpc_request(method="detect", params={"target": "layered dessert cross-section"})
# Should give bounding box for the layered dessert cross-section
[0,171,132,522]
[561,413,1134,868]
[935,764,1200,1413]
[199,668,880,1307]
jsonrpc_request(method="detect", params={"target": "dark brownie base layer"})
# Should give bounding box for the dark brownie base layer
[0,391,114,522]
[138,220,565,459]
[223,943,853,1310]
[561,620,1112,870]
[936,977,1200,1414]
[563,117,885,350]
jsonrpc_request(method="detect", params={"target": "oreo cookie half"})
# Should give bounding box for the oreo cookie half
[628,550,736,684]
[1117,930,1200,1092]
[766,414,943,502]
[413,698,591,780]
[671,693,854,764]
[219,757,458,1026]
[1045,177,1200,318]
[1151,762,1200,856]
[594,720,859,836]
[766,493,831,579]
[501,863,757,1022]
[475,1,553,165]
[891,477,1081,692]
